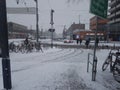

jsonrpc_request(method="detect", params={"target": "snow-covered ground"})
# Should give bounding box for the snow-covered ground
[8,38,120,47]
[0,47,120,90]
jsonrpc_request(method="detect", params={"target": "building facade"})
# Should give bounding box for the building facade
[90,16,108,32]
[108,0,120,41]
[89,16,108,41]
[73,30,105,41]
[8,22,36,39]
[66,22,85,39]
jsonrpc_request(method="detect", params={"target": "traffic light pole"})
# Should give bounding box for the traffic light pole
[35,0,39,43]
[0,0,12,89]
[50,9,54,48]
[51,25,54,48]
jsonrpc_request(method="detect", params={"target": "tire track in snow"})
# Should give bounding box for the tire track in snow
[41,49,83,63]
[11,49,83,73]
[11,49,77,73]
[12,49,70,62]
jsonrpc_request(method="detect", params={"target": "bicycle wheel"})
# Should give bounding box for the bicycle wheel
[102,58,110,71]
[113,64,120,83]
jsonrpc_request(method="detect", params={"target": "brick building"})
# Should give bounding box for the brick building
[66,22,85,39]
[90,16,108,31]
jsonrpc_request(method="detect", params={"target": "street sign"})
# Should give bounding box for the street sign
[90,0,108,18]
[49,29,55,32]
[7,7,36,14]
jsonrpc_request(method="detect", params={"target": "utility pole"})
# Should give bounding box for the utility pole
[0,0,12,89]
[49,9,55,48]
[34,0,39,42]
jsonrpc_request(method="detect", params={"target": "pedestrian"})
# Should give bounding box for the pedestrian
[96,37,99,47]
[79,38,82,45]
[85,38,90,48]
[76,35,79,44]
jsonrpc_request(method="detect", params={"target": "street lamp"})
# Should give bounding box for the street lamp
[34,0,39,42]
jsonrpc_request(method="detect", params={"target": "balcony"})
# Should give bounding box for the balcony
[108,19,115,24]
[116,4,120,9]
[108,13,115,19]
[109,0,116,7]
[108,7,116,12]
[116,18,120,23]
[116,10,120,15]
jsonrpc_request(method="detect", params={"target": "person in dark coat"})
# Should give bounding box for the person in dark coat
[79,38,82,45]
[96,37,99,47]
[85,38,90,48]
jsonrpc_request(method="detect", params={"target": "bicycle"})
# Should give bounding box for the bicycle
[102,49,120,83]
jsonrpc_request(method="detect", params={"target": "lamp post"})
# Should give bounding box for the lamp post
[34,0,39,42]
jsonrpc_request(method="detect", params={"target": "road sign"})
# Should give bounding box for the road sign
[7,7,36,14]
[49,29,55,32]
[90,0,108,18]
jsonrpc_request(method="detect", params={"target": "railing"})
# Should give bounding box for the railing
[87,53,98,81]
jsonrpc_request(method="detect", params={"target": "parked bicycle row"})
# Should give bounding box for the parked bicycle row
[9,40,43,53]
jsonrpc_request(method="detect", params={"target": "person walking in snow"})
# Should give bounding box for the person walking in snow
[85,38,90,48]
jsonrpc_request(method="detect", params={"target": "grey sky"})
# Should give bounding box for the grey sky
[6,0,93,34]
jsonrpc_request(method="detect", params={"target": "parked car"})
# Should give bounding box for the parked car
[64,39,73,43]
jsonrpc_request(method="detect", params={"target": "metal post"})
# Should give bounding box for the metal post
[50,9,54,48]
[35,0,39,42]
[87,53,90,72]
[0,0,12,89]
[107,24,110,43]
[92,16,98,81]
[51,28,53,48]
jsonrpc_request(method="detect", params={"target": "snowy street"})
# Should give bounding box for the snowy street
[0,0,120,90]
[0,47,120,90]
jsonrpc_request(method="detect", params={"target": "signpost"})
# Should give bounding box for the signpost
[90,0,108,18]
[90,0,108,81]
[0,0,12,89]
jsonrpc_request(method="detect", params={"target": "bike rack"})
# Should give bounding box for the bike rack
[87,53,98,81]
